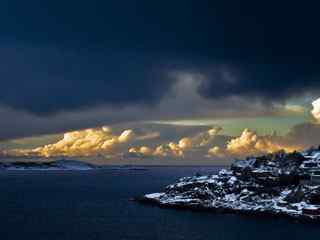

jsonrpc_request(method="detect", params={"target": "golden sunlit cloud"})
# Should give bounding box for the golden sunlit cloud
[208,128,302,158]
[311,98,320,121]
[128,127,222,158]
[7,127,137,157]
[178,138,193,150]
[226,128,299,155]
[207,146,224,157]
[129,146,153,157]
[2,124,306,160]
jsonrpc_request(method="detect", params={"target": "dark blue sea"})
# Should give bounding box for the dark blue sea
[0,166,319,240]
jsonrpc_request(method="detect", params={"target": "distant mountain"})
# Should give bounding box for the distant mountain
[0,159,97,170]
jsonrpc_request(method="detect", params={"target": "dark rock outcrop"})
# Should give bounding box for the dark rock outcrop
[136,148,320,222]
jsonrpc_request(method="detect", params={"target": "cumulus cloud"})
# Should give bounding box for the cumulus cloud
[207,146,224,158]
[178,138,193,150]
[129,142,182,158]
[127,127,222,158]
[127,126,304,160]
[311,98,320,121]
[6,127,138,157]
[191,126,223,147]
[226,128,300,156]
[3,123,317,162]
[154,143,184,157]
[4,96,320,162]
[118,130,135,143]
[129,146,153,157]
[207,128,303,158]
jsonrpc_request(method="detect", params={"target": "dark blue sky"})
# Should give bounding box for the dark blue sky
[0,0,319,114]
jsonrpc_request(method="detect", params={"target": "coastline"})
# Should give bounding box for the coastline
[135,149,320,223]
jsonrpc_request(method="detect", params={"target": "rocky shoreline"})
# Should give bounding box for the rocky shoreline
[135,149,320,222]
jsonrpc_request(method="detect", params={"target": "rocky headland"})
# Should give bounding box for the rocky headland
[135,148,320,222]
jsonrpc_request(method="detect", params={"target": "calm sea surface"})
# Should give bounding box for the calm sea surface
[0,166,319,240]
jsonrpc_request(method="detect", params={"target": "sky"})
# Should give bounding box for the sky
[1,0,320,165]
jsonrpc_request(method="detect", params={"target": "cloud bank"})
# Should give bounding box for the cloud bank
[2,97,320,162]
[5,127,137,157]
[127,127,304,160]
[2,123,320,163]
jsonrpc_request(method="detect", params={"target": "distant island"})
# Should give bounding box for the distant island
[0,159,97,170]
[135,148,320,222]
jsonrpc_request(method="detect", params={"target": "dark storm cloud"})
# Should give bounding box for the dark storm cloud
[0,47,173,114]
[0,0,320,114]
[197,63,320,102]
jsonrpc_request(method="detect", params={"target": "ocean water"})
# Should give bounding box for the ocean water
[0,166,319,240]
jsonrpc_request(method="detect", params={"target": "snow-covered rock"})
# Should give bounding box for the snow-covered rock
[136,149,320,222]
